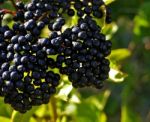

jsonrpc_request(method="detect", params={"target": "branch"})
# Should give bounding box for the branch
[0,9,16,15]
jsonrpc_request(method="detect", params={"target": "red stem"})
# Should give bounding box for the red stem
[0,9,16,15]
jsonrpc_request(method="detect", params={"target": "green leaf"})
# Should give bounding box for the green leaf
[0,116,10,122]
[29,117,37,122]
[22,0,30,3]
[69,94,80,103]
[104,0,115,5]
[138,2,150,22]
[99,112,107,122]
[76,102,100,122]
[109,68,127,82]
[56,84,73,101]
[75,90,110,122]
[134,2,150,37]
[87,90,111,111]
[40,26,50,38]
[0,98,13,118]
[34,105,49,118]
[11,107,38,122]
[102,22,118,39]
[121,104,142,122]
[109,49,131,61]
[0,1,15,10]
[2,14,14,28]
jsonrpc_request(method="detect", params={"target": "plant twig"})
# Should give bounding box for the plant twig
[0,9,16,15]
[39,12,48,21]
[49,96,58,122]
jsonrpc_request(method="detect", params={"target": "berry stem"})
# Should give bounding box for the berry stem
[39,12,48,21]
[49,96,58,122]
[9,0,18,11]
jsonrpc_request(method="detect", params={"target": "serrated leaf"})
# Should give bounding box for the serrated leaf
[109,68,127,82]
[109,49,131,61]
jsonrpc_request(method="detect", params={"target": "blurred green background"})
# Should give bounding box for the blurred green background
[0,0,150,122]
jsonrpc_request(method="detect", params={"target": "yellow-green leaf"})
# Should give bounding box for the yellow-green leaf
[55,84,73,101]
[109,49,131,61]
[11,107,38,122]
[0,116,10,122]
[121,104,142,122]
[104,0,115,5]
[109,68,127,82]
[99,112,107,122]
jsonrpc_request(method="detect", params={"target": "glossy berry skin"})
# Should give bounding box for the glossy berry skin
[55,17,111,89]
[0,0,112,113]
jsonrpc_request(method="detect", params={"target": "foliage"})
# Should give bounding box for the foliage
[0,0,150,122]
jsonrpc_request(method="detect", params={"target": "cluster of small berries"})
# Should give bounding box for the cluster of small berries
[0,0,112,113]
[0,24,60,113]
[55,16,112,89]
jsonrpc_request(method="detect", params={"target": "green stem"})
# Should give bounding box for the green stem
[49,96,58,122]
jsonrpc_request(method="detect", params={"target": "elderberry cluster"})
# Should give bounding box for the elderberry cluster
[56,16,112,88]
[0,0,112,113]
[0,25,60,113]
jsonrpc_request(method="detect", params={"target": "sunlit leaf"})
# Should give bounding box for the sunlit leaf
[40,26,50,38]
[0,116,10,122]
[109,68,127,82]
[29,117,37,122]
[99,112,107,122]
[69,94,81,103]
[134,16,149,35]
[134,2,150,37]
[61,116,67,122]
[109,49,131,61]
[56,84,73,101]
[11,107,38,122]
[2,14,14,28]
[34,105,47,118]
[95,5,107,27]
[64,104,76,115]
[102,22,118,39]
[104,0,115,5]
